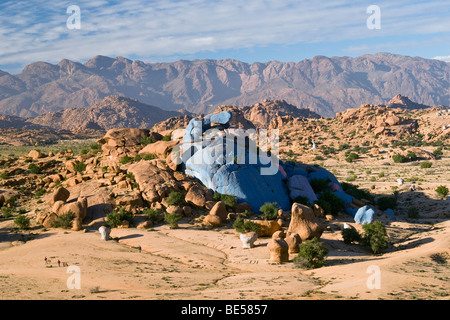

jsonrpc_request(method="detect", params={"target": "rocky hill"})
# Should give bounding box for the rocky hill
[27,95,186,131]
[0,53,448,118]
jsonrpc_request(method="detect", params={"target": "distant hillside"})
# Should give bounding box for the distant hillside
[27,95,185,131]
[0,53,448,118]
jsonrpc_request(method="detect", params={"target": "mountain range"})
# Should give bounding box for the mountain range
[0,53,448,118]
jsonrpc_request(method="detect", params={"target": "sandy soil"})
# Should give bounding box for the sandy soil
[0,213,448,300]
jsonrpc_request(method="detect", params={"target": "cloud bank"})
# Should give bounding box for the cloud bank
[0,0,449,73]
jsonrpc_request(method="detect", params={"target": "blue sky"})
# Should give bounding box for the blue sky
[0,0,449,74]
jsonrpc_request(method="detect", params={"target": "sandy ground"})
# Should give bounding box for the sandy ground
[0,214,448,300]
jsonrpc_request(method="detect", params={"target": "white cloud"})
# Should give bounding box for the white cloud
[433,55,450,63]
[0,0,449,72]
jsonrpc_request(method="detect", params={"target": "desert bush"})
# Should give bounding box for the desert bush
[341,182,374,202]
[292,195,311,207]
[420,161,432,168]
[161,135,171,141]
[361,221,388,254]
[14,215,31,230]
[142,153,156,161]
[345,152,359,163]
[28,163,42,174]
[166,191,184,206]
[341,228,361,244]
[222,195,237,208]
[433,147,443,157]
[315,191,345,215]
[392,154,407,163]
[73,161,86,173]
[309,178,330,193]
[119,156,132,165]
[143,208,160,223]
[435,185,449,199]
[1,207,14,218]
[106,207,134,228]
[406,151,417,161]
[294,238,328,269]
[164,212,182,229]
[233,217,261,234]
[376,196,397,211]
[407,207,420,219]
[259,202,279,220]
[0,172,9,180]
[52,211,75,229]
[140,136,156,146]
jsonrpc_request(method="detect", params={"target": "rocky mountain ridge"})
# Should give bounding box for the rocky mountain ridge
[0,53,448,118]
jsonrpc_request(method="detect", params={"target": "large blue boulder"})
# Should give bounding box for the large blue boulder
[184,131,291,212]
[354,205,376,225]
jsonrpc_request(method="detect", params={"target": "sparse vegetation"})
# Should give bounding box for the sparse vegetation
[420,161,432,168]
[73,161,87,173]
[166,191,184,206]
[233,217,261,234]
[106,207,134,228]
[294,238,328,269]
[259,202,279,220]
[51,211,75,229]
[435,185,449,199]
[361,221,388,254]
[14,215,31,230]
[341,228,361,244]
[164,212,182,229]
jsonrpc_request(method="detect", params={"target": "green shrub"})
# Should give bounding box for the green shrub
[143,208,160,224]
[435,185,449,199]
[1,207,14,218]
[52,211,75,229]
[81,149,89,155]
[406,151,417,161]
[164,213,182,229]
[377,196,397,211]
[294,238,328,269]
[392,154,407,163]
[420,162,432,168]
[361,221,388,254]
[293,195,311,207]
[5,197,17,206]
[166,191,184,206]
[220,194,237,208]
[345,152,359,163]
[259,202,279,220]
[73,161,87,173]
[407,207,420,219]
[106,207,134,228]
[161,135,171,141]
[212,192,222,201]
[140,136,156,146]
[134,154,142,162]
[90,143,101,152]
[142,153,156,161]
[341,182,373,202]
[341,228,361,244]
[14,215,31,230]
[0,172,9,180]
[309,178,330,193]
[28,163,42,174]
[378,171,385,178]
[433,147,443,157]
[233,217,261,234]
[315,191,345,215]
[119,156,132,165]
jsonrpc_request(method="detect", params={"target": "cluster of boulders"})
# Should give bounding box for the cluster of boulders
[36,186,87,230]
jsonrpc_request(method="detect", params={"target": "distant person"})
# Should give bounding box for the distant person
[44,257,48,265]
[58,260,61,267]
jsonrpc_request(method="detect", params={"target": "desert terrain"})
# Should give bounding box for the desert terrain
[0,100,449,301]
